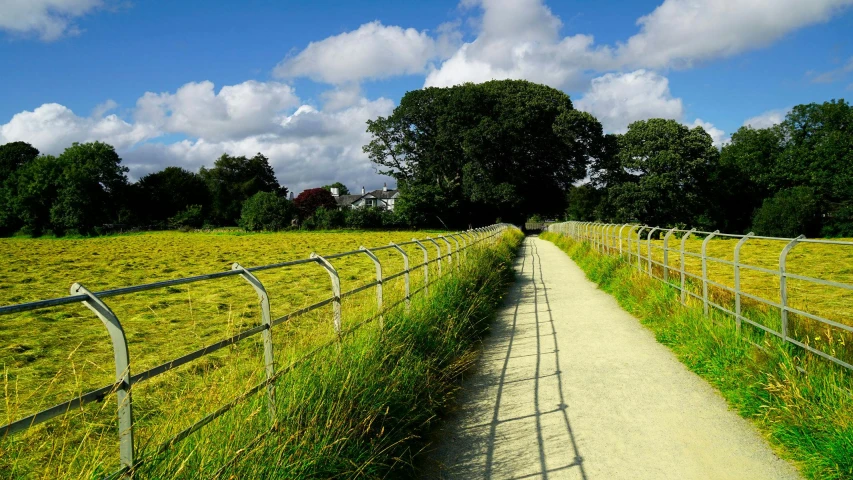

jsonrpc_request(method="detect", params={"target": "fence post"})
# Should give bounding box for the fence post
[232,263,276,424]
[311,253,342,339]
[438,236,454,271]
[680,229,696,304]
[359,246,383,311]
[426,237,443,277]
[662,228,677,283]
[412,239,430,295]
[71,283,134,469]
[389,242,410,309]
[780,235,805,340]
[701,230,720,316]
[636,226,647,271]
[733,232,754,334]
[647,227,660,276]
[449,235,461,267]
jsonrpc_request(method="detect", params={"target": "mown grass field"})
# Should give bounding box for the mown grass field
[0,229,510,478]
[541,232,853,480]
[600,234,853,367]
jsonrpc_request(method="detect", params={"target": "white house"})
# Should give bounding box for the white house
[333,184,398,211]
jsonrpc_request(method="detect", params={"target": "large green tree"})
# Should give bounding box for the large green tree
[0,142,41,234]
[134,167,211,226]
[199,153,284,225]
[364,80,602,227]
[599,119,720,227]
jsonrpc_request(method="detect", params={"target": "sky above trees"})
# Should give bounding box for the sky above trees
[0,0,851,192]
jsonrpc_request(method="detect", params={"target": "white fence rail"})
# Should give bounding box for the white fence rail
[545,221,853,373]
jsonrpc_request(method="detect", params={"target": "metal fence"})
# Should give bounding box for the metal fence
[545,221,853,373]
[0,224,512,476]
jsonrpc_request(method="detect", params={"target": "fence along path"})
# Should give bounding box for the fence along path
[0,224,510,477]
[546,222,853,372]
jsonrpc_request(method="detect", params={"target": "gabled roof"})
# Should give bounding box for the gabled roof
[334,189,398,207]
[335,194,363,207]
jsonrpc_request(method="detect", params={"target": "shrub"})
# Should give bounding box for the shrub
[239,192,293,231]
[308,206,346,230]
[345,207,384,229]
[294,188,338,220]
[751,186,821,237]
[168,204,205,229]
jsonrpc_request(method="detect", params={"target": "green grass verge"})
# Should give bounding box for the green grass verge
[124,229,525,479]
[540,232,853,480]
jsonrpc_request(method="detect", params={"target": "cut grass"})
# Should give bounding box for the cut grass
[0,229,523,478]
[541,232,853,480]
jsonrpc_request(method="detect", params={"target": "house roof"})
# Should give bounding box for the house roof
[334,189,398,207]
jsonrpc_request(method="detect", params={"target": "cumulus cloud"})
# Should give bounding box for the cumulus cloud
[0,0,106,41]
[0,103,157,154]
[575,70,683,133]
[274,21,456,84]
[743,108,790,128]
[617,0,853,69]
[134,80,300,142]
[689,118,728,147]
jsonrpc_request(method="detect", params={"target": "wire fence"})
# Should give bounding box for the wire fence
[0,224,512,477]
[545,221,853,373]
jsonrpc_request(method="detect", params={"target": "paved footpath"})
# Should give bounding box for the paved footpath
[422,236,801,480]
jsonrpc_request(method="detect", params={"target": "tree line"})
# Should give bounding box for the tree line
[2,79,850,237]
[365,80,852,237]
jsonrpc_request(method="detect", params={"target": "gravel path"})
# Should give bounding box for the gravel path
[421,236,801,480]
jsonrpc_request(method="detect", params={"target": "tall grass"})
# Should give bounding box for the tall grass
[540,232,853,480]
[2,229,524,478]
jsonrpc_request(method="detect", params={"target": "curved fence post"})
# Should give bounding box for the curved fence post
[635,226,647,271]
[680,229,696,304]
[448,235,461,267]
[412,239,430,295]
[701,230,720,315]
[389,242,410,309]
[438,236,454,271]
[780,235,805,340]
[662,228,677,283]
[426,237,443,277]
[733,232,754,334]
[310,253,342,339]
[647,227,660,276]
[232,263,276,425]
[359,246,383,311]
[71,283,134,469]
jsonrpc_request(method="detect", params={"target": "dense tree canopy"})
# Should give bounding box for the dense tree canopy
[200,153,284,225]
[364,79,603,227]
[133,167,211,226]
[322,182,350,195]
[294,188,338,220]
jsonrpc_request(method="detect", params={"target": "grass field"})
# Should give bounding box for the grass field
[541,232,853,480]
[0,229,512,478]
[592,232,853,367]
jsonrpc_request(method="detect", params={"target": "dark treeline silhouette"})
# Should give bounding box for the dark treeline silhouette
[2,80,850,237]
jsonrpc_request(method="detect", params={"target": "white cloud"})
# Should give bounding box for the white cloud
[743,108,790,128]
[320,84,364,112]
[617,0,853,69]
[0,0,105,41]
[575,70,683,133]
[689,118,728,147]
[134,80,300,142]
[274,21,454,84]
[0,103,156,154]
[91,99,118,118]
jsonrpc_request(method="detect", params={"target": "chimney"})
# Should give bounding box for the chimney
[383,183,387,192]
[361,186,365,194]
[330,187,339,197]
[289,191,294,200]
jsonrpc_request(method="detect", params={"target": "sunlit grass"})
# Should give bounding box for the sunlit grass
[542,232,853,480]
[0,228,521,478]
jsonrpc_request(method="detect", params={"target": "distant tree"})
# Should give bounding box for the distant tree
[239,191,294,231]
[0,142,41,234]
[752,187,821,237]
[135,167,211,225]
[306,206,346,230]
[345,207,384,229]
[200,153,284,225]
[565,184,601,221]
[364,80,601,227]
[294,188,338,220]
[599,119,719,227]
[7,154,64,235]
[168,205,205,229]
[49,142,129,234]
[321,182,350,195]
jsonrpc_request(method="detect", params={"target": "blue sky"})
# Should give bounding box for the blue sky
[0,0,851,192]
